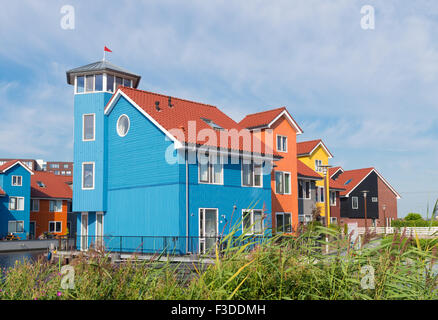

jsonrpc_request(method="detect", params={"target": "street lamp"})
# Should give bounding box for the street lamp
[320,164,332,254]
[320,164,332,228]
[361,190,369,242]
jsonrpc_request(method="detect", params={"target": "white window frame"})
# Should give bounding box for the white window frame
[298,179,311,200]
[116,114,130,137]
[8,220,24,233]
[82,162,95,190]
[330,191,336,206]
[330,217,338,224]
[372,197,378,202]
[317,186,325,203]
[49,200,63,213]
[9,196,24,211]
[276,135,288,153]
[198,154,224,185]
[241,161,263,188]
[82,113,96,141]
[49,221,62,233]
[352,196,359,209]
[95,212,104,244]
[275,171,291,195]
[315,159,323,172]
[11,175,22,186]
[276,212,292,233]
[31,199,40,212]
[242,209,264,235]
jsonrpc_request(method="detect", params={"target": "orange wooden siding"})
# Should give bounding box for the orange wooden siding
[30,199,69,238]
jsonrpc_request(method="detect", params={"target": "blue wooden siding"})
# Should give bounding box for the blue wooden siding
[74,93,272,253]
[0,164,31,239]
[73,92,112,213]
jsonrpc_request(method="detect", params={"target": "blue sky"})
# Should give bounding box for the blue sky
[1,1,437,217]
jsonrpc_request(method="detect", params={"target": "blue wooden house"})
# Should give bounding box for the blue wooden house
[0,160,33,240]
[66,60,276,254]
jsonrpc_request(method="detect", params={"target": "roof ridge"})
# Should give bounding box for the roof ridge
[121,86,218,109]
[240,106,286,119]
[297,139,322,144]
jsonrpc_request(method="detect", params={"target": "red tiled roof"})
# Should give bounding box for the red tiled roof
[31,171,72,199]
[0,186,5,196]
[335,168,374,196]
[0,160,33,174]
[0,160,20,173]
[238,107,303,133]
[297,160,322,179]
[107,87,278,157]
[329,178,346,191]
[297,139,334,158]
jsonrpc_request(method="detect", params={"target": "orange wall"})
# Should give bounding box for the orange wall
[255,116,299,232]
[30,199,68,238]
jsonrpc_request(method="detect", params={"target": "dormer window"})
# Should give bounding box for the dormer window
[201,118,224,130]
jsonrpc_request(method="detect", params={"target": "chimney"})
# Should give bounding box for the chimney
[155,101,160,111]
[168,96,173,108]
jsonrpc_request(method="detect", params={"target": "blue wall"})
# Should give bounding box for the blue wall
[73,92,112,213]
[0,164,31,239]
[75,93,272,254]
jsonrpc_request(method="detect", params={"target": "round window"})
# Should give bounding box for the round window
[117,114,130,137]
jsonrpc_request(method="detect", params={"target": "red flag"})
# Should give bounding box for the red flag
[104,46,112,52]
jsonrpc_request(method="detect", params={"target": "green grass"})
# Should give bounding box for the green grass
[1,225,438,300]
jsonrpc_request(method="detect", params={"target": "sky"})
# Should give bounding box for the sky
[0,0,437,218]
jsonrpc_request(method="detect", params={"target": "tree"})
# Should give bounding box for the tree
[404,213,423,221]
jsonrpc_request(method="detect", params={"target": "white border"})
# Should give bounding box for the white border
[82,113,96,141]
[198,208,219,254]
[82,162,95,190]
[116,114,130,137]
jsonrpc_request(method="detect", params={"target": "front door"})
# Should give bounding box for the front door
[29,222,35,239]
[81,212,88,251]
[199,208,218,254]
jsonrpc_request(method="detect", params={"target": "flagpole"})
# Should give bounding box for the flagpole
[103,49,106,61]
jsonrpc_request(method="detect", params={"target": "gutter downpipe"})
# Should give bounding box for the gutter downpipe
[186,149,189,254]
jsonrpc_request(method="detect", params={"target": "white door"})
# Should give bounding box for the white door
[199,208,218,254]
[81,212,88,251]
[95,212,103,249]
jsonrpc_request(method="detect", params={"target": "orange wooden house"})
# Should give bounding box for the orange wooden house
[29,171,72,239]
[239,107,303,233]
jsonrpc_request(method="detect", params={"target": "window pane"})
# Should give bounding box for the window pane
[213,156,222,184]
[282,136,287,151]
[86,75,94,92]
[277,136,282,151]
[95,74,103,91]
[49,222,55,233]
[10,197,17,210]
[56,222,62,232]
[8,221,15,233]
[123,78,131,87]
[242,164,252,186]
[276,214,284,233]
[243,211,251,232]
[117,115,130,137]
[298,180,304,198]
[18,198,24,210]
[107,74,114,92]
[83,163,94,188]
[77,76,84,93]
[115,77,122,90]
[16,221,24,233]
[199,163,209,182]
[275,172,283,193]
[284,173,290,194]
[254,164,262,186]
[83,114,94,140]
[284,214,292,233]
[305,181,311,199]
[254,210,263,234]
